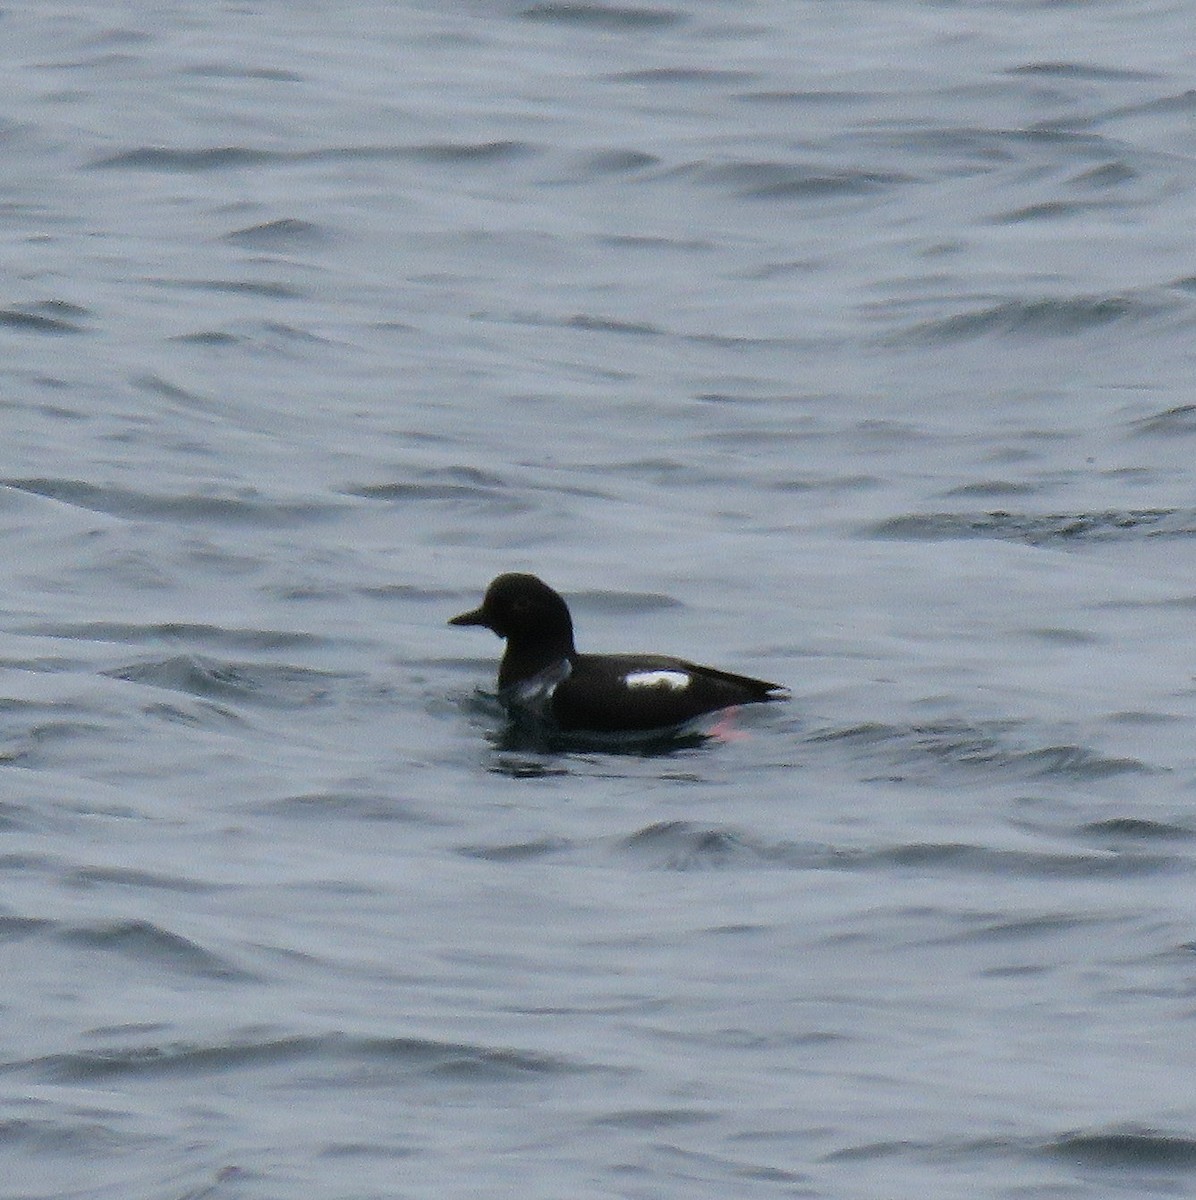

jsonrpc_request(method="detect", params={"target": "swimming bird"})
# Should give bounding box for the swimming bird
[449,573,788,737]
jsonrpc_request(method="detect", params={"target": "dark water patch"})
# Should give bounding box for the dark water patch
[320,1143,416,1161]
[257,791,445,824]
[1024,626,1100,646]
[565,313,662,337]
[142,699,247,729]
[27,620,324,652]
[571,588,683,614]
[0,718,108,766]
[591,1107,713,1129]
[458,836,574,862]
[1046,1128,1196,1170]
[821,1138,926,1163]
[55,919,251,980]
[356,582,463,603]
[697,161,911,200]
[620,821,766,870]
[992,199,1112,223]
[164,278,304,299]
[64,867,221,893]
[23,1031,596,1084]
[737,89,877,107]
[1175,277,1196,294]
[92,140,535,174]
[939,480,1041,499]
[521,3,685,30]
[597,233,712,251]
[2,477,342,526]
[0,304,88,335]
[928,910,1112,945]
[896,293,1176,343]
[0,853,64,874]
[0,915,54,943]
[223,218,331,249]
[775,473,880,495]
[402,139,534,164]
[870,507,1196,546]
[91,146,284,171]
[1079,817,1194,842]
[1071,160,1137,188]
[181,63,305,82]
[1095,89,1196,126]
[170,329,241,346]
[1130,404,1196,436]
[1008,61,1161,82]
[27,1035,324,1082]
[83,27,154,49]
[808,720,1145,780]
[343,479,530,513]
[0,801,36,830]
[129,372,207,404]
[1109,709,1183,724]
[487,755,574,779]
[0,1115,153,1156]
[577,149,660,176]
[610,67,755,84]
[105,655,346,708]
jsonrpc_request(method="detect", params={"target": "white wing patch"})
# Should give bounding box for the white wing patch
[624,669,691,691]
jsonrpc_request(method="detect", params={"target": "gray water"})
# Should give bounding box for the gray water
[4,2,1196,1197]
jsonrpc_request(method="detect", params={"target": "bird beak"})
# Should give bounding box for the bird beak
[448,606,488,628]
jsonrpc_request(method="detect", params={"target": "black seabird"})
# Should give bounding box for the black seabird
[450,573,788,737]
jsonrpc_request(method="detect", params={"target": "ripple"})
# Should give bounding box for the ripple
[256,792,445,824]
[65,866,221,893]
[992,199,1114,223]
[576,149,661,178]
[159,278,305,299]
[0,1114,154,1156]
[223,217,332,248]
[696,160,912,200]
[0,304,88,335]
[105,655,347,708]
[458,836,575,862]
[2,477,343,526]
[181,63,305,83]
[343,478,530,513]
[0,915,54,942]
[590,1106,713,1129]
[1079,817,1195,842]
[870,507,1196,546]
[619,821,797,871]
[26,621,325,652]
[21,1032,599,1084]
[866,842,1174,879]
[1130,404,1196,436]
[520,3,685,30]
[55,919,251,980]
[399,139,535,164]
[808,720,1150,782]
[565,313,662,337]
[90,146,282,171]
[896,292,1179,342]
[90,141,537,172]
[609,67,755,85]
[1008,61,1162,82]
